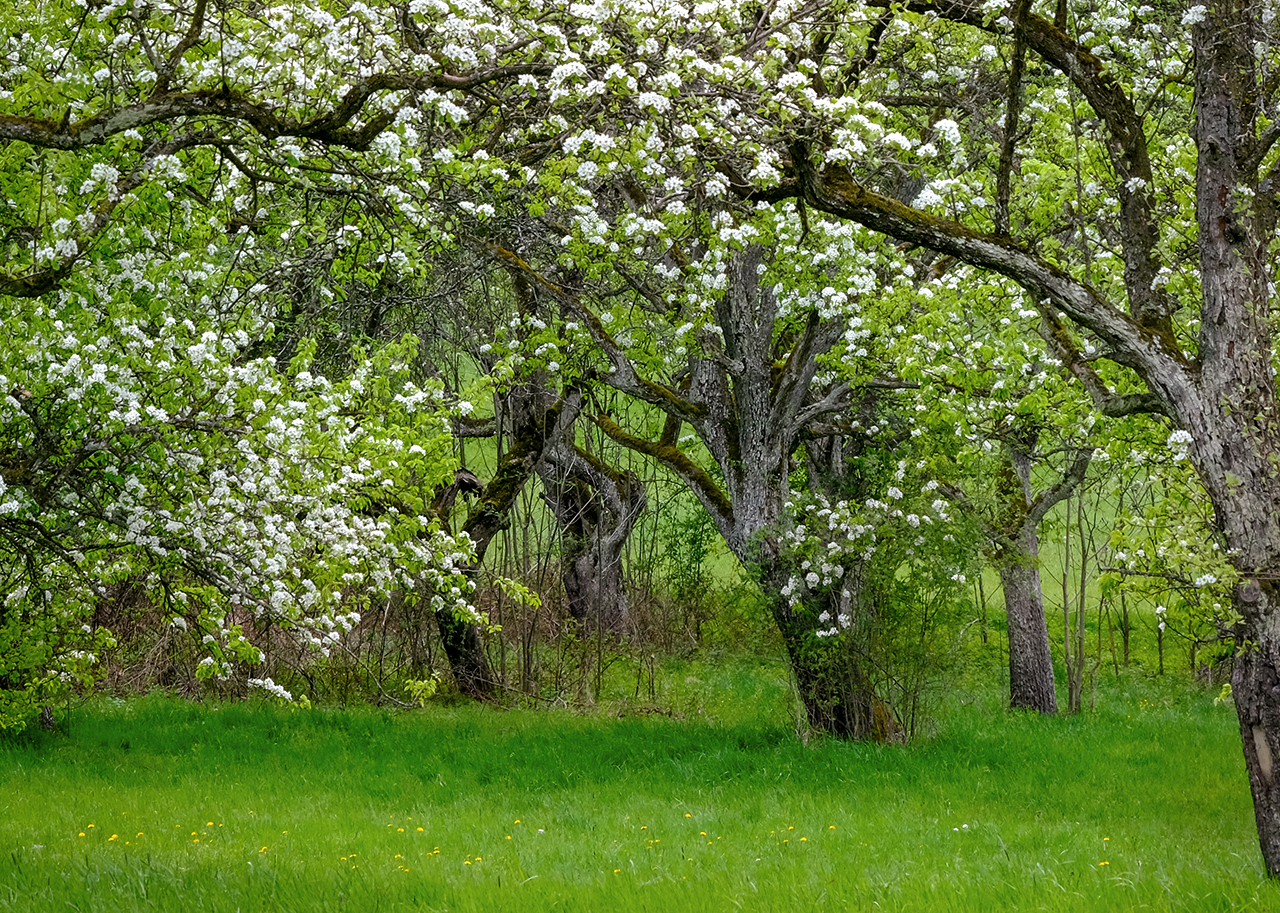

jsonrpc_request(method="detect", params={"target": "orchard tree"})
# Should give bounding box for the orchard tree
[662,0,1280,871]
[0,0,571,718]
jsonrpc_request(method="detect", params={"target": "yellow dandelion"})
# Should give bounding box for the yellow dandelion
[1100,861,1110,866]
[395,854,402,859]
[206,822,213,827]
[260,847,267,853]
[191,832,198,836]
[193,838,200,843]
[1104,837,1110,841]
[136,832,144,837]
[641,826,647,830]
[475,856,482,861]
[801,837,807,842]
[829,825,835,830]
[398,828,405,833]
[514,820,521,824]
[78,832,85,838]
[108,834,118,842]
[614,869,621,874]
[417,827,424,832]
[685,813,691,818]
[788,826,794,831]
[700,832,706,836]
[464,860,472,866]
[87,825,95,829]
[506,836,512,840]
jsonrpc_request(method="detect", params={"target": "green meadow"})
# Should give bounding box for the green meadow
[2,662,1275,912]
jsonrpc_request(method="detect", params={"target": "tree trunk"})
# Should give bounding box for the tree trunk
[435,390,569,699]
[434,612,494,699]
[998,525,1058,713]
[538,429,645,634]
[1233,615,1280,875]
[769,587,885,741]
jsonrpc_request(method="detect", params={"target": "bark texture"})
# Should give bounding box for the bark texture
[998,526,1057,713]
[537,435,646,633]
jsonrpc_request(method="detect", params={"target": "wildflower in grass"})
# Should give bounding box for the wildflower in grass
[685,813,691,818]
[829,825,835,830]
[1100,861,1110,866]
[398,827,405,832]
[417,827,424,832]
[136,833,143,837]
[109,834,118,841]
[206,822,213,826]
[78,832,85,838]
[260,847,267,853]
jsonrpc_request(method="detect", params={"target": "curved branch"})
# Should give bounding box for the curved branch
[872,0,1172,331]
[0,65,551,152]
[594,412,733,526]
[789,153,1188,390]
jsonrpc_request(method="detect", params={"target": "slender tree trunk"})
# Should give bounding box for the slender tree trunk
[998,524,1058,713]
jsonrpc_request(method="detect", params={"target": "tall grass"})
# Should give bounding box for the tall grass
[2,667,1274,912]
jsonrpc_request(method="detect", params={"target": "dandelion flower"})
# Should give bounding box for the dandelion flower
[78,833,85,838]
[109,835,118,842]
[685,813,692,818]
[417,827,424,832]
[260,847,267,853]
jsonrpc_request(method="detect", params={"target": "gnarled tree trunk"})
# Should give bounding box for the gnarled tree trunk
[538,443,646,633]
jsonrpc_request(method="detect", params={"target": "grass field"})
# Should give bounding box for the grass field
[2,662,1275,912]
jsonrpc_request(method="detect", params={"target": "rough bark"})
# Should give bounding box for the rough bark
[537,438,646,633]
[998,526,1057,714]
